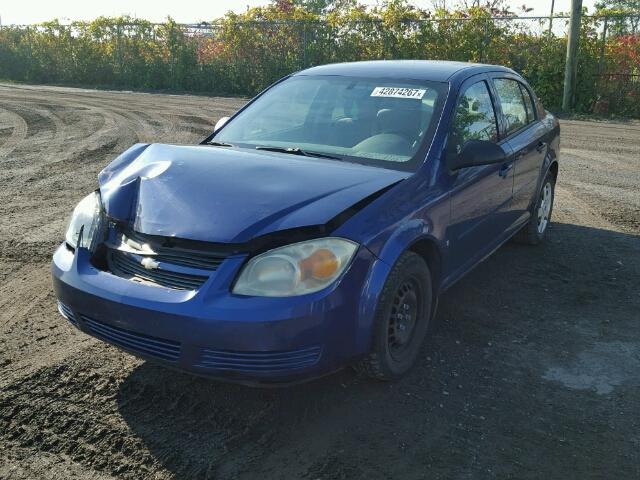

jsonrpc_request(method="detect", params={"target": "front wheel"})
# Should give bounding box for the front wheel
[514,172,555,245]
[356,251,433,380]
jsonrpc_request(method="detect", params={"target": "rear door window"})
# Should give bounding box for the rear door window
[493,78,529,135]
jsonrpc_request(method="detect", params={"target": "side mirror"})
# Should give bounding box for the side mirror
[214,116,230,132]
[448,139,506,171]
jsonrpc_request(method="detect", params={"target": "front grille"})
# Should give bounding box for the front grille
[123,230,227,270]
[82,315,181,362]
[108,249,208,290]
[57,301,79,327]
[195,345,322,374]
[105,229,230,290]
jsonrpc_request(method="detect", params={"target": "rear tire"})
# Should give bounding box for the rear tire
[514,172,555,245]
[356,251,433,380]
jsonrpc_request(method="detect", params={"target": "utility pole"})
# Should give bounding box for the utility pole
[547,0,555,40]
[562,0,583,111]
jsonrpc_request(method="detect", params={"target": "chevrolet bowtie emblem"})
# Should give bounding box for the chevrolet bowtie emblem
[141,257,160,270]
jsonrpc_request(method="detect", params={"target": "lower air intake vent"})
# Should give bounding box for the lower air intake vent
[196,345,322,374]
[57,301,78,327]
[82,315,181,362]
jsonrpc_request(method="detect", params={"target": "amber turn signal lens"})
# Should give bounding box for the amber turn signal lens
[299,248,339,280]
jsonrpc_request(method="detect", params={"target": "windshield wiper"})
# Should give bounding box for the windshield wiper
[255,145,342,160]
[205,140,235,147]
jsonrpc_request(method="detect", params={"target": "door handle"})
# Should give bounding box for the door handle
[536,141,547,153]
[499,162,513,178]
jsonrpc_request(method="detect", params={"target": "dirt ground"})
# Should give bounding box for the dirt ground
[0,83,638,480]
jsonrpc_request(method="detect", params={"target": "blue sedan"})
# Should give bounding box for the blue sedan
[52,60,560,384]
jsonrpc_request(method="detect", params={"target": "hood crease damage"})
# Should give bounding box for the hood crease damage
[99,143,408,251]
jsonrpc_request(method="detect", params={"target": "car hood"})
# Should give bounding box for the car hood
[98,143,409,244]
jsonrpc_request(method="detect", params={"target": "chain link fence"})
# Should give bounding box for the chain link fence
[1,14,639,115]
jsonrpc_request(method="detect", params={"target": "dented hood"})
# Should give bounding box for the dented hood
[98,143,408,243]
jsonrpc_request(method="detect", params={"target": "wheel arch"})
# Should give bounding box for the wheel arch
[407,237,443,296]
[355,225,445,355]
[373,215,446,294]
[530,157,558,211]
[548,160,559,182]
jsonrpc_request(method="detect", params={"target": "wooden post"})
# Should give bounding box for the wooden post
[562,0,583,111]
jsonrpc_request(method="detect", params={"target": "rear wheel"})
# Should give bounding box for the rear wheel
[514,172,555,245]
[357,251,432,380]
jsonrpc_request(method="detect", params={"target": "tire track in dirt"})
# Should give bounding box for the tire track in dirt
[0,445,118,480]
[0,107,28,159]
[0,351,158,474]
[1,103,57,143]
[554,186,615,231]
[0,85,245,400]
[0,98,140,246]
[558,121,640,234]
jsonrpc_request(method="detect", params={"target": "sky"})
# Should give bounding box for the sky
[0,0,597,26]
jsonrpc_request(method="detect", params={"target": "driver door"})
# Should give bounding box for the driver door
[446,76,515,277]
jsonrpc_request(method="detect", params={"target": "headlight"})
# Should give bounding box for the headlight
[233,238,358,297]
[65,191,104,250]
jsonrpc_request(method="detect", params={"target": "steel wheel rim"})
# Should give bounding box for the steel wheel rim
[388,277,420,361]
[537,182,552,234]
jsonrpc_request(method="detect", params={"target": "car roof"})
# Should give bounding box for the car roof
[295,60,517,83]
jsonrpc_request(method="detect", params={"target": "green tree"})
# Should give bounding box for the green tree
[595,0,640,34]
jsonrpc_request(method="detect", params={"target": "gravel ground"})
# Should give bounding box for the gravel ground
[0,83,638,480]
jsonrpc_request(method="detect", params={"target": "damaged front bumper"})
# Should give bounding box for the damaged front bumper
[51,241,381,384]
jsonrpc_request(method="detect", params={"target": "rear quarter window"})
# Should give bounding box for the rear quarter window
[518,83,537,123]
[535,97,547,119]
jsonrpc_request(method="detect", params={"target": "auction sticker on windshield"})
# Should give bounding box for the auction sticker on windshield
[371,87,426,99]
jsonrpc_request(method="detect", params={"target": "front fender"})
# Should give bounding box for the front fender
[376,218,435,266]
[354,254,391,354]
[353,221,445,354]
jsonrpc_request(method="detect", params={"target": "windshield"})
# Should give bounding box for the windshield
[213,75,448,171]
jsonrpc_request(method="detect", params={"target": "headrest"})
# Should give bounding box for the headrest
[376,108,422,136]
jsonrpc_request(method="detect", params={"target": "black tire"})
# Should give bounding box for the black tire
[514,172,555,245]
[356,251,433,380]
